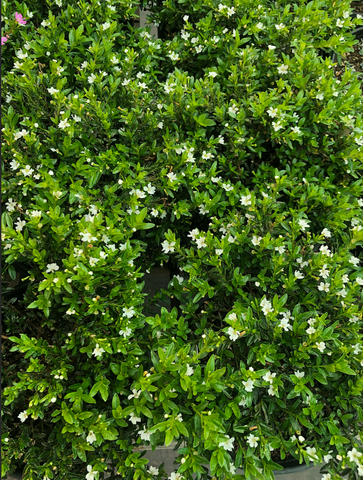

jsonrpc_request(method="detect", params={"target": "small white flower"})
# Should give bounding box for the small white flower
[59,119,70,129]
[298,219,310,231]
[18,411,28,422]
[129,412,142,424]
[294,371,305,379]
[92,344,105,357]
[123,307,135,318]
[291,126,301,134]
[167,172,177,182]
[128,389,141,400]
[246,434,259,448]
[119,327,132,338]
[319,265,329,279]
[306,326,316,335]
[185,364,194,376]
[46,263,59,273]
[321,228,331,238]
[350,256,360,267]
[162,240,176,254]
[279,318,293,331]
[240,194,252,206]
[196,236,207,249]
[47,87,59,95]
[268,45,277,50]
[316,341,326,353]
[252,235,263,246]
[256,22,265,30]
[277,64,289,74]
[86,465,98,480]
[209,71,218,78]
[199,204,209,215]
[318,282,330,292]
[86,431,97,444]
[275,23,285,30]
[336,19,344,27]
[242,378,255,392]
[227,327,240,341]
[219,436,235,451]
[262,372,276,383]
[294,270,304,279]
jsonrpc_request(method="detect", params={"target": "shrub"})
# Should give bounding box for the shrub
[2,0,363,480]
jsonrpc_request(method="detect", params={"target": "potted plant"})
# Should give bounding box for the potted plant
[2,0,363,480]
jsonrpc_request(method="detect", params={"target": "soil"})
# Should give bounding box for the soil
[333,1,363,89]
[352,1,363,14]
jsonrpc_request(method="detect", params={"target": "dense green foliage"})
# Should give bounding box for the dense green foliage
[2,0,363,479]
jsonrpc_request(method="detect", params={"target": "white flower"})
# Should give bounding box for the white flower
[350,256,360,267]
[88,73,97,84]
[5,198,17,212]
[252,235,262,246]
[268,45,277,50]
[227,7,235,17]
[298,219,310,231]
[47,87,59,95]
[138,82,147,89]
[209,71,218,78]
[353,344,362,355]
[119,327,132,338]
[92,344,105,357]
[219,436,235,451]
[306,326,316,335]
[306,447,318,460]
[246,434,259,448]
[18,411,28,422]
[176,413,183,422]
[263,372,276,383]
[316,341,326,353]
[319,245,331,256]
[290,435,297,442]
[10,160,20,170]
[157,122,163,129]
[185,364,194,376]
[14,129,28,140]
[275,23,285,30]
[129,412,142,424]
[162,240,176,254]
[199,204,209,215]
[298,435,305,442]
[291,126,301,134]
[294,270,304,279]
[215,249,223,256]
[272,121,283,131]
[181,31,190,40]
[59,119,70,129]
[102,22,111,30]
[227,327,240,341]
[356,277,363,285]
[294,371,305,378]
[86,465,98,480]
[89,257,100,267]
[240,194,252,205]
[123,307,135,318]
[256,22,264,30]
[321,228,331,238]
[21,165,34,177]
[275,246,285,254]
[279,318,293,331]
[46,263,59,273]
[319,265,329,279]
[242,378,255,392]
[260,298,273,315]
[336,19,344,27]
[148,466,159,475]
[196,237,207,249]
[337,289,347,298]
[188,229,199,241]
[128,389,141,400]
[324,454,333,464]
[318,282,329,292]
[277,64,289,74]
[239,396,247,406]
[167,172,177,182]
[321,474,331,480]
[86,431,97,444]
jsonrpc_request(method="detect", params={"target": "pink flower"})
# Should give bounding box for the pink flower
[15,12,27,25]
[1,36,9,45]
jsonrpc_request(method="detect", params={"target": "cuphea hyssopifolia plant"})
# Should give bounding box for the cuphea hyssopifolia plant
[2,0,363,479]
